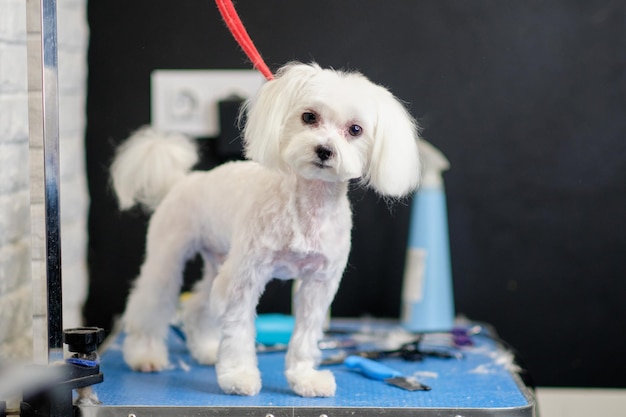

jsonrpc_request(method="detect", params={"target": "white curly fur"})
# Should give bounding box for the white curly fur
[112,62,420,397]
[111,127,198,210]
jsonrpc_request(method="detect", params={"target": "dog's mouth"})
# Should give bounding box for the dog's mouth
[312,162,331,169]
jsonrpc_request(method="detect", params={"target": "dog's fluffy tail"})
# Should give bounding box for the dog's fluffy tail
[111,126,198,211]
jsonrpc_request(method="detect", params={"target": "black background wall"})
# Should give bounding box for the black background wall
[84,1,626,388]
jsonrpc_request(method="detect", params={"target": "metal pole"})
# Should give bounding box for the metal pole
[27,0,63,363]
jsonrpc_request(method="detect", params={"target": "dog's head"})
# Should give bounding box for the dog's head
[242,62,421,197]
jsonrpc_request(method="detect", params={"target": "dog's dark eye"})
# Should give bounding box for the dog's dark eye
[348,124,363,137]
[302,112,317,125]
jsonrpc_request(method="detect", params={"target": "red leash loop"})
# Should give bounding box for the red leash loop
[215,0,274,80]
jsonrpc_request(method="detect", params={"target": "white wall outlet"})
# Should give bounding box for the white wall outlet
[151,69,266,137]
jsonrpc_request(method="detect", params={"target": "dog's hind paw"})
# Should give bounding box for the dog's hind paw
[122,333,169,372]
[216,366,262,396]
[188,337,219,365]
[286,368,336,397]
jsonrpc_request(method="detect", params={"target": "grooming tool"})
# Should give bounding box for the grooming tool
[321,338,461,365]
[257,337,357,354]
[255,314,363,351]
[401,140,454,333]
[451,327,476,347]
[255,314,294,345]
[318,338,358,351]
[372,339,462,361]
[344,356,431,391]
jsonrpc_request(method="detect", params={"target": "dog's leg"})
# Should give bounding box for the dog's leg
[183,254,221,364]
[285,276,340,397]
[212,259,267,396]
[122,254,185,372]
[122,209,194,372]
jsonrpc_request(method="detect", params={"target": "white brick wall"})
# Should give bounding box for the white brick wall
[0,0,89,360]
[57,0,89,329]
[0,0,32,361]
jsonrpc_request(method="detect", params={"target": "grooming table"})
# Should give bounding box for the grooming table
[79,322,536,417]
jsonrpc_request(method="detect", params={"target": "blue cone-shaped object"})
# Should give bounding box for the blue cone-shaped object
[401,141,454,332]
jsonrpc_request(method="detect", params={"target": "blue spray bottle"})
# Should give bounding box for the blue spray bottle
[401,140,455,332]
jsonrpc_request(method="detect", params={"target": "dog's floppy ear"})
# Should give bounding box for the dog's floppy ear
[242,62,320,169]
[366,88,421,198]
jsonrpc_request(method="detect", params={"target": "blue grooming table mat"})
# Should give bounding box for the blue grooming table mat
[79,322,536,417]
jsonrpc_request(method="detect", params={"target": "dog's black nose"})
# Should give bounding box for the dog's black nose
[315,145,333,161]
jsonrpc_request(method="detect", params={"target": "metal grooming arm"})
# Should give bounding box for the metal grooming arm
[26,0,63,364]
[19,1,105,416]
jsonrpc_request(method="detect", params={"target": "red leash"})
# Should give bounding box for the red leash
[215,0,274,80]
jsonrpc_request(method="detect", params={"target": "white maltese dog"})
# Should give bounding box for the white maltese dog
[111,62,420,397]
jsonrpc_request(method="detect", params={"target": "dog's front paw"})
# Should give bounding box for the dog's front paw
[123,333,169,372]
[286,368,336,397]
[216,366,262,396]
